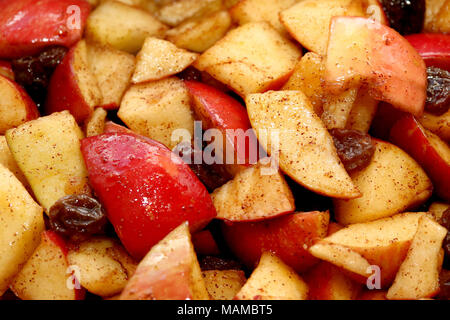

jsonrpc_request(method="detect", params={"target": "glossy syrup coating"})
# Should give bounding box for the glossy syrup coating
[426,67,450,116]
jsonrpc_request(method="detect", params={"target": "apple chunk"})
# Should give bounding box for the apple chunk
[202,270,246,300]
[0,136,29,188]
[0,75,39,134]
[333,140,432,224]
[221,211,329,273]
[194,22,301,97]
[246,90,359,199]
[325,17,427,116]
[11,231,84,300]
[0,61,14,80]
[0,164,44,295]
[120,222,209,300]
[45,40,102,123]
[211,161,295,222]
[405,34,450,70]
[387,216,447,300]
[235,252,308,300]
[419,110,450,143]
[5,111,91,213]
[132,37,198,83]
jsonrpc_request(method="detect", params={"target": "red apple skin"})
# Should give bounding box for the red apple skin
[406,34,450,71]
[221,211,329,273]
[389,114,450,202]
[0,60,14,80]
[184,80,260,173]
[45,42,92,123]
[370,102,407,140]
[192,230,220,256]
[0,0,90,59]
[81,133,217,259]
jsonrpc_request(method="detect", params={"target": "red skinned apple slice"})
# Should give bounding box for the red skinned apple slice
[0,75,39,134]
[45,40,102,123]
[10,231,85,300]
[192,230,220,256]
[0,0,90,59]
[0,61,14,80]
[184,80,260,175]
[120,222,209,300]
[390,114,450,202]
[325,17,427,116]
[81,132,216,259]
[221,211,329,273]
[405,33,450,70]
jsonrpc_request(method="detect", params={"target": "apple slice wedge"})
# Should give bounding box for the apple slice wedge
[325,17,427,116]
[202,270,246,300]
[387,216,447,300]
[120,222,209,300]
[10,231,85,300]
[390,114,450,202]
[246,90,360,199]
[0,75,39,134]
[45,40,102,123]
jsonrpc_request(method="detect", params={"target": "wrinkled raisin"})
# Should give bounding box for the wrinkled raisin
[437,269,450,300]
[177,66,202,82]
[330,128,375,172]
[426,67,450,116]
[200,256,243,271]
[49,194,108,239]
[11,46,67,109]
[380,0,425,35]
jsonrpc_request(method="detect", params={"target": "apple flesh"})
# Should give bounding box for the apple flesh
[405,34,450,70]
[202,270,246,300]
[0,0,90,59]
[389,114,450,202]
[325,17,427,116]
[81,132,216,259]
[0,61,14,80]
[221,211,329,273]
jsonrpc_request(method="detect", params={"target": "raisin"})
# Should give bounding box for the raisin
[177,66,202,82]
[49,194,108,239]
[200,256,243,271]
[437,269,450,300]
[329,128,375,173]
[426,67,450,116]
[380,0,425,35]
[11,46,67,109]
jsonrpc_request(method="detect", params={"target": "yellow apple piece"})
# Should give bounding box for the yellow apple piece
[132,37,198,83]
[387,216,447,300]
[86,1,168,53]
[235,252,308,300]
[165,10,232,53]
[118,77,194,150]
[0,164,44,295]
[195,22,301,97]
[85,108,107,137]
[419,110,450,143]
[211,161,295,222]
[246,90,359,199]
[345,89,378,133]
[202,270,247,300]
[120,222,209,300]
[321,88,358,129]
[0,136,28,188]
[5,111,91,213]
[67,237,137,298]
[156,0,223,27]
[334,140,432,225]
[428,202,450,222]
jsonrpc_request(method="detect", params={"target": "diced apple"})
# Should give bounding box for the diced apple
[333,140,432,224]
[390,115,450,202]
[424,0,447,32]
[195,22,301,97]
[67,237,137,298]
[310,212,427,287]
[0,0,90,59]
[405,34,450,70]
[387,216,447,300]
[86,42,136,110]
[192,230,220,256]
[86,1,168,53]
[10,231,84,300]
[428,202,450,222]
[321,88,358,129]
[345,89,379,133]
[118,77,195,150]
[0,136,28,189]
[45,40,102,123]
[202,270,246,300]
[235,252,308,300]
[0,75,39,134]
[5,111,91,213]
[132,37,198,83]
[85,108,107,137]
[120,222,209,300]
[81,133,216,259]
[419,110,450,143]
[165,10,232,53]
[425,0,450,34]
[221,211,329,273]
[0,164,44,295]
[325,17,427,116]
[246,90,359,199]
[0,61,14,80]
[156,0,223,27]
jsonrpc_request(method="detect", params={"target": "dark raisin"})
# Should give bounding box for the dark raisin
[426,67,450,116]
[439,208,450,266]
[436,269,450,300]
[329,128,375,173]
[177,66,202,81]
[380,0,425,35]
[49,194,108,239]
[200,255,243,271]
[11,46,67,109]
